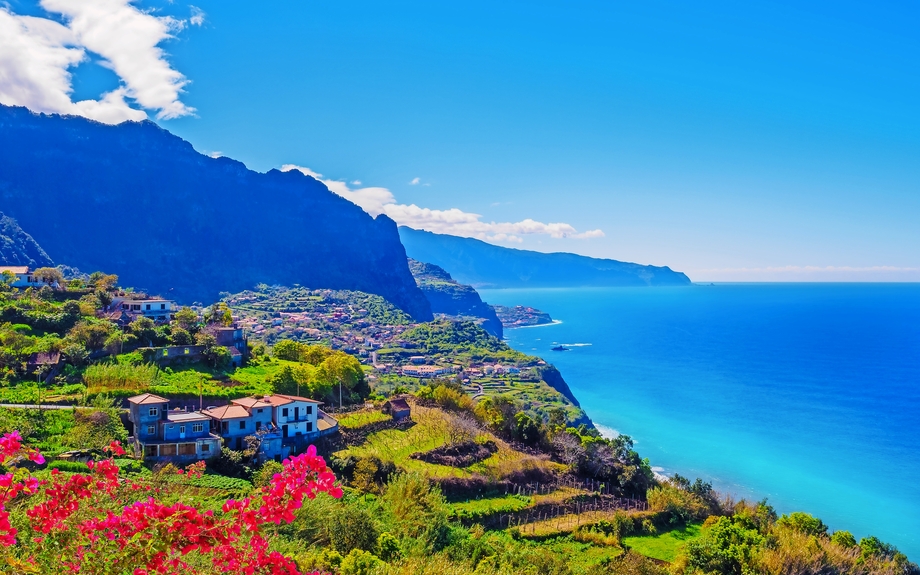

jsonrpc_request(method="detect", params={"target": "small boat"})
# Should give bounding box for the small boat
[551,345,569,351]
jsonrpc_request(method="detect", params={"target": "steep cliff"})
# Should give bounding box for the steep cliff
[399,227,692,288]
[408,259,503,338]
[0,213,55,268]
[0,105,432,321]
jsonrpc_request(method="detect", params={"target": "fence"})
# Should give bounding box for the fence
[497,496,649,533]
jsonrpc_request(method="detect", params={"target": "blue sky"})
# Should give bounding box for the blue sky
[3,0,919,281]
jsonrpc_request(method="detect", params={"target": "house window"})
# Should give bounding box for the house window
[257,408,263,414]
[256,421,262,431]
[201,443,210,452]
[160,303,166,310]
[132,304,140,311]
[162,349,169,357]
[282,408,288,417]
[149,407,158,417]
[144,445,158,457]
[146,304,151,311]
[184,348,190,354]
[307,422,313,432]
[239,421,246,430]
[193,423,204,433]
[146,425,156,435]
[306,406,312,415]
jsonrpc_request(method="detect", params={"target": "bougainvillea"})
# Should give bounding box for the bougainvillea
[0,433,341,574]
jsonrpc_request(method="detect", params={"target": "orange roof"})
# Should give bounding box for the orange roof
[202,405,252,420]
[0,266,29,274]
[231,397,273,409]
[127,393,169,405]
[263,394,322,406]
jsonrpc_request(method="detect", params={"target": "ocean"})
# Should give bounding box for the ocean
[479,284,920,557]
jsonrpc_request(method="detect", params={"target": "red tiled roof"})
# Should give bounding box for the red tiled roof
[231,397,273,409]
[263,394,322,406]
[127,393,169,405]
[201,405,252,420]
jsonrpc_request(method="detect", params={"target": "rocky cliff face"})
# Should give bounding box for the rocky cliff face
[400,227,692,288]
[0,213,55,268]
[0,105,432,321]
[408,259,503,339]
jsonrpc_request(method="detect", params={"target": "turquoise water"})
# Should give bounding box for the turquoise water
[479,284,920,557]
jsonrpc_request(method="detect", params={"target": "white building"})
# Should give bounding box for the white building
[0,266,55,289]
[263,394,324,440]
[110,297,177,322]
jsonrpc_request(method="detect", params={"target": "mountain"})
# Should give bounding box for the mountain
[408,259,503,339]
[0,105,432,321]
[399,227,692,288]
[0,212,55,268]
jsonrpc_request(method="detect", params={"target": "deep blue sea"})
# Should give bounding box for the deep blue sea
[479,284,920,557]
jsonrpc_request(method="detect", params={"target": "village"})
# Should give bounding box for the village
[0,266,576,467]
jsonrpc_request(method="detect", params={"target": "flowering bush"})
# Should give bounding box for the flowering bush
[0,432,342,574]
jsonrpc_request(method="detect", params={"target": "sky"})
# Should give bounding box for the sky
[1,0,919,281]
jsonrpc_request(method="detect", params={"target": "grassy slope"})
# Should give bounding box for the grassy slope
[622,523,704,562]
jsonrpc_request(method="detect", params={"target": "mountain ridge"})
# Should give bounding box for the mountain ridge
[399,227,692,288]
[0,104,432,321]
[408,258,503,339]
[0,212,55,269]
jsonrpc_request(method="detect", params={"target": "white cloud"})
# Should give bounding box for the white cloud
[409,177,420,185]
[189,6,204,26]
[281,164,605,242]
[0,0,194,124]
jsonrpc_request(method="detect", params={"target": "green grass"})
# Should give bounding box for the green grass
[448,494,532,521]
[622,523,703,562]
[336,405,558,480]
[338,410,390,429]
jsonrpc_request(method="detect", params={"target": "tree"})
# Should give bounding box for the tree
[173,306,199,331]
[89,271,119,291]
[272,340,302,361]
[68,321,114,351]
[169,328,193,346]
[129,317,158,347]
[32,267,64,288]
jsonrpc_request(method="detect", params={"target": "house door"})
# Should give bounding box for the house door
[294,407,300,421]
[282,425,289,438]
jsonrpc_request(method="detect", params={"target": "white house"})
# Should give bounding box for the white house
[110,297,177,322]
[263,394,323,440]
[0,266,55,289]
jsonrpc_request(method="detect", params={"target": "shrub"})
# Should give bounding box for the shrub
[377,531,401,562]
[776,512,828,536]
[49,460,91,473]
[253,459,284,488]
[339,549,383,575]
[647,484,710,526]
[327,505,379,554]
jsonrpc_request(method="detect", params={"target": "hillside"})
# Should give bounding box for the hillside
[408,259,503,338]
[399,227,692,288]
[0,104,432,321]
[0,212,54,268]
